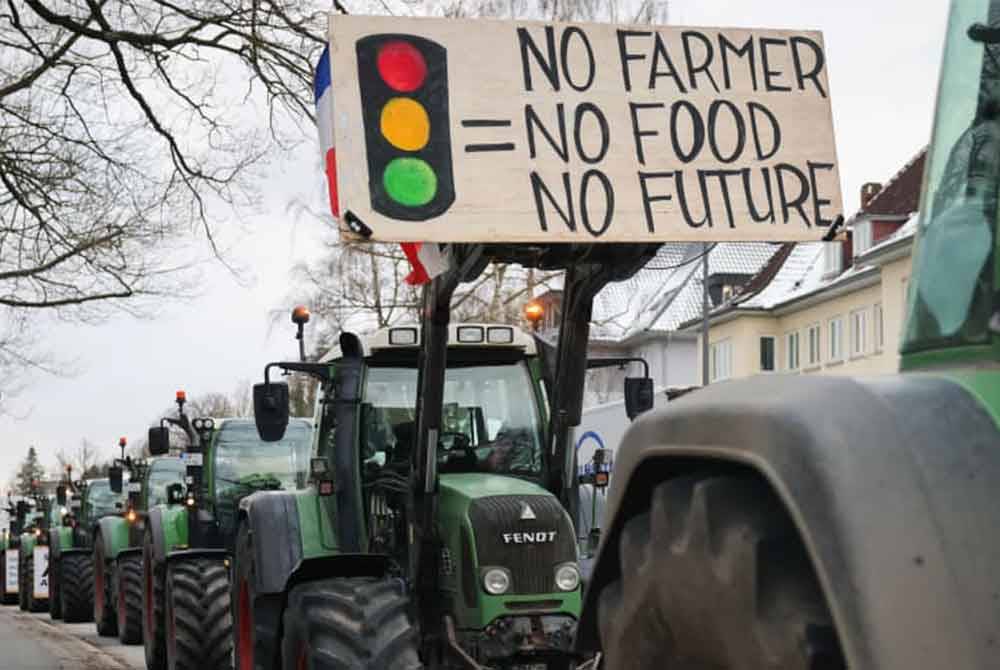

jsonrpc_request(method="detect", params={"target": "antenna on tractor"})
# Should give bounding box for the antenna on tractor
[291,306,311,362]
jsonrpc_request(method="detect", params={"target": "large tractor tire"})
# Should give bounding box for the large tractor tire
[94,541,117,636]
[594,474,845,670]
[281,577,421,670]
[60,553,94,623]
[165,557,233,670]
[143,527,168,670]
[24,554,47,613]
[18,555,28,611]
[116,554,143,644]
[48,557,62,619]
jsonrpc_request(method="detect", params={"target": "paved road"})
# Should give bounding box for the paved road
[0,606,144,670]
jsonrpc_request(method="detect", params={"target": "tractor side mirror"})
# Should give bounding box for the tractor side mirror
[254,382,290,442]
[166,483,185,506]
[55,486,67,506]
[624,377,654,420]
[108,466,124,494]
[148,426,170,456]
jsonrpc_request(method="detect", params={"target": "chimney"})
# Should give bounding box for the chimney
[861,182,883,210]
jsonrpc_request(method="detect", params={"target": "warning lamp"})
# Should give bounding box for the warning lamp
[291,305,311,325]
[176,390,186,403]
[126,508,138,523]
[356,34,455,221]
[119,437,127,447]
[524,300,544,323]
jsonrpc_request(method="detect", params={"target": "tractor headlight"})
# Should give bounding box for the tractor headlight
[554,563,580,592]
[482,567,511,595]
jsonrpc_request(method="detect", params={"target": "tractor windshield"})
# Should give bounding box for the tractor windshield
[362,362,544,477]
[147,458,185,506]
[213,419,314,499]
[903,0,1000,353]
[86,481,122,519]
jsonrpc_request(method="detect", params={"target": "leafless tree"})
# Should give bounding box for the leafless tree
[54,437,106,478]
[0,0,333,387]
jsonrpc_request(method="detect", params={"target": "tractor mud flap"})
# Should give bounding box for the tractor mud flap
[239,491,303,596]
[577,374,1000,669]
[164,548,228,565]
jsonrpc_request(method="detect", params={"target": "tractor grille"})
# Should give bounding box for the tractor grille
[467,495,576,595]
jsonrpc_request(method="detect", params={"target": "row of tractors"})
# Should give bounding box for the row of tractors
[2,306,635,670]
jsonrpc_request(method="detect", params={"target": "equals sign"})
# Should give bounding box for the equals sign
[461,119,515,153]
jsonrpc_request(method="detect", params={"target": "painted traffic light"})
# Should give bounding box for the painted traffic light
[357,34,456,221]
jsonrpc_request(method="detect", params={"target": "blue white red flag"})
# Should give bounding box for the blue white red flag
[313,47,447,286]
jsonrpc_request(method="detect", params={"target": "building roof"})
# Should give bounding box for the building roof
[590,242,781,342]
[852,148,926,220]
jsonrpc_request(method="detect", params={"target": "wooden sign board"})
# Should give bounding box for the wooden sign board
[327,15,843,243]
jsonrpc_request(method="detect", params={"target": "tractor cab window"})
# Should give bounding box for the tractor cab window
[362,362,543,477]
[213,419,314,500]
[146,459,186,506]
[904,0,1000,352]
[87,481,123,519]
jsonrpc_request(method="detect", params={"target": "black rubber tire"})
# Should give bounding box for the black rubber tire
[94,542,117,636]
[18,553,28,610]
[117,554,143,644]
[48,556,62,619]
[165,557,233,670]
[281,577,421,670]
[25,554,47,613]
[143,527,168,670]
[60,552,95,623]
[595,474,846,670]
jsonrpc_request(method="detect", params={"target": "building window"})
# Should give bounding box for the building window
[823,241,842,276]
[710,340,733,382]
[807,323,821,366]
[873,303,884,352]
[853,220,873,256]
[829,316,844,362]
[760,336,775,372]
[851,309,868,357]
[785,331,800,371]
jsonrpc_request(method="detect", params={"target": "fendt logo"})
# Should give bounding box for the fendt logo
[502,531,557,545]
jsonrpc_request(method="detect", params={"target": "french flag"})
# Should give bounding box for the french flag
[314,47,449,286]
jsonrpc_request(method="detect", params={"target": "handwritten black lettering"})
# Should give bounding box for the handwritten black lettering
[629,102,663,165]
[518,26,560,91]
[760,37,792,92]
[650,33,688,93]
[681,31,721,93]
[719,34,758,91]
[638,171,673,232]
[530,171,575,231]
[743,167,776,223]
[675,171,713,228]
[580,170,614,236]
[574,103,610,164]
[702,169,743,228]
[561,27,596,92]
[748,102,782,161]
[707,100,746,163]
[616,30,651,92]
[808,161,835,226]
[525,104,568,162]
[790,36,828,98]
[670,100,705,163]
[776,163,810,225]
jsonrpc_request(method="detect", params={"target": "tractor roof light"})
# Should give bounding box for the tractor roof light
[292,305,311,325]
[524,300,544,323]
[119,436,127,447]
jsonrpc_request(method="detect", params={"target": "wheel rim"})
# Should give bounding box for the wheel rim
[238,578,253,670]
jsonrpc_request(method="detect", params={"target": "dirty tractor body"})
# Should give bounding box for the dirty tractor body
[575,2,1000,668]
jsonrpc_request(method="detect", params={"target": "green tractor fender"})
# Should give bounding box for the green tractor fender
[236,489,383,598]
[97,516,131,562]
[576,373,1000,669]
[147,505,189,565]
[48,527,74,561]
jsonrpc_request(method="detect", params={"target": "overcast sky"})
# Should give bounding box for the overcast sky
[0,0,949,482]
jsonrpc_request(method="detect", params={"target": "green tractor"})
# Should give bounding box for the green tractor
[574,3,1000,667]
[49,473,126,625]
[141,390,313,670]
[97,447,186,644]
[18,487,55,613]
[1,497,29,605]
[241,292,652,668]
